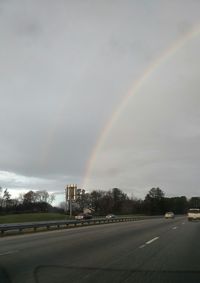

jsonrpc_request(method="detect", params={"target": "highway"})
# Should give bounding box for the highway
[0,216,200,283]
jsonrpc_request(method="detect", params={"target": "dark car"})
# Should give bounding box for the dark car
[75,213,93,220]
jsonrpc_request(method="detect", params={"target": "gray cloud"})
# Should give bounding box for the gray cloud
[87,40,200,197]
[0,0,200,200]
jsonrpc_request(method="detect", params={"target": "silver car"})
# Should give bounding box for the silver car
[164,212,175,219]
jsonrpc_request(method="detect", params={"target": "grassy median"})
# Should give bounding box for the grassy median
[0,213,70,224]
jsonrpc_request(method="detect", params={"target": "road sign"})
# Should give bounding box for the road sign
[66,184,77,201]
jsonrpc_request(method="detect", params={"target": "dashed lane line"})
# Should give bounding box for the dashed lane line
[139,221,183,250]
[0,250,19,256]
[145,237,159,245]
[139,236,160,249]
[139,244,146,249]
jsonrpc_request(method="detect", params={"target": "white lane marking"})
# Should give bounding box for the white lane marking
[139,236,159,249]
[172,226,177,230]
[139,244,146,249]
[0,250,19,256]
[145,237,159,245]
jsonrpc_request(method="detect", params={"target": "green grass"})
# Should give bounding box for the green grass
[0,213,71,224]
[0,213,148,224]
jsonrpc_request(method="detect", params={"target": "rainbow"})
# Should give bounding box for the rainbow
[82,24,200,189]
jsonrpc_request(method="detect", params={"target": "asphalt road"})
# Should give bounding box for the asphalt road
[0,216,200,283]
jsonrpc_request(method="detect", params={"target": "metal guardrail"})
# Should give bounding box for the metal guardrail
[0,216,161,236]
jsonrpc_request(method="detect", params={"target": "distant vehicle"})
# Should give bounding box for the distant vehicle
[187,208,200,221]
[164,212,174,219]
[75,213,93,220]
[106,214,116,219]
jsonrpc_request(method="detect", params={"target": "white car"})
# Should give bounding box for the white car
[106,214,116,219]
[164,212,174,219]
[187,208,200,221]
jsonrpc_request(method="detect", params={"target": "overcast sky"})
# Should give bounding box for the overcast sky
[0,0,200,203]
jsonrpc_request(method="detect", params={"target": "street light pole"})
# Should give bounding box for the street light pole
[69,199,72,218]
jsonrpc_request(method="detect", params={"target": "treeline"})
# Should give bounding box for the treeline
[0,188,58,214]
[74,187,200,215]
[1,186,200,216]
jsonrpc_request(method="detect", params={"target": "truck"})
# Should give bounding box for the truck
[187,208,200,221]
